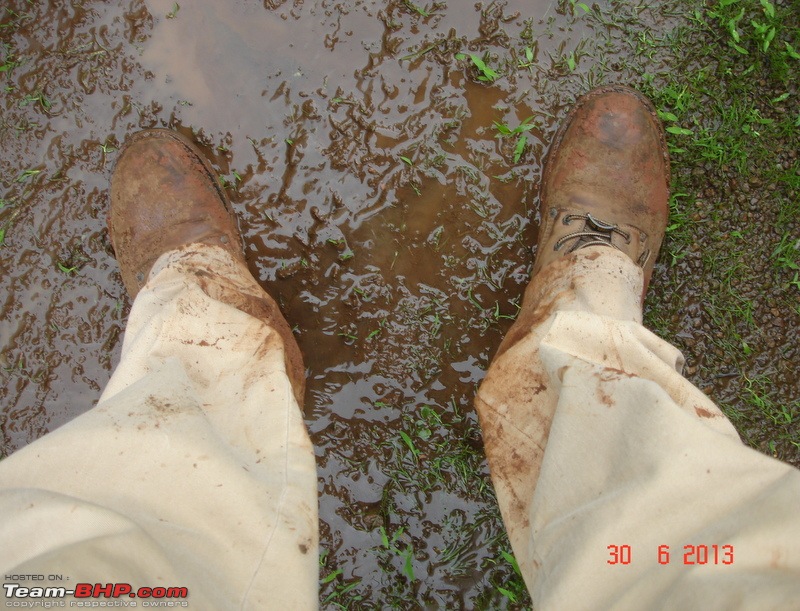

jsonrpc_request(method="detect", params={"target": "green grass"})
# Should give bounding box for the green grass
[628,0,800,461]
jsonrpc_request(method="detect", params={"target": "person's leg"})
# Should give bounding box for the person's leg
[0,130,318,608]
[476,86,800,610]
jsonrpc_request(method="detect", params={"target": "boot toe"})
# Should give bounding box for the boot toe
[589,92,656,150]
[534,85,670,297]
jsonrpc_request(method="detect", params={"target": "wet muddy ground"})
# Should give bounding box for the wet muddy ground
[1,0,798,608]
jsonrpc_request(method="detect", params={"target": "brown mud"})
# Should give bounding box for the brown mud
[1,0,797,607]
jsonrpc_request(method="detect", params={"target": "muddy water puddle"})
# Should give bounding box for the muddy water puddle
[3,0,792,606]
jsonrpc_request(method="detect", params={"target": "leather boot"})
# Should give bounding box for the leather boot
[109,129,244,297]
[493,86,670,360]
[533,84,670,294]
[109,129,306,403]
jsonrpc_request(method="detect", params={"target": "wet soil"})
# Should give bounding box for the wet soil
[1,0,797,608]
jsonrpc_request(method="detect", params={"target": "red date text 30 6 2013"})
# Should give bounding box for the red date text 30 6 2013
[606,544,734,566]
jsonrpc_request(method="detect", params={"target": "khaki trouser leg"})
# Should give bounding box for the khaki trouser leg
[0,245,318,609]
[476,246,800,610]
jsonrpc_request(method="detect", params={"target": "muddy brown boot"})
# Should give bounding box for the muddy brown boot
[533,84,670,293]
[109,129,244,298]
[109,129,306,403]
[494,85,670,360]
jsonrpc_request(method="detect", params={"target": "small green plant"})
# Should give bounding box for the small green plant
[99,139,117,165]
[321,568,342,586]
[57,262,78,275]
[398,430,420,463]
[218,171,242,191]
[99,140,117,154]
[456,52,500,82]
[493,116,534,137]
[16,169,41,182]
[494,116,535,163]
[569,0,591,15]
[322,577,361,607]
[404,1,437,17]
[19,91,52,112]
[326,237,354,261]
[494,549,527,603]
[320,550,363,607]
[338,330,357,342]
[166,3,180,19]
[366,318,385,340]
[0,56,17,73]
[657,109,694,136]
[379,526,415,582]
[565,50,577,72]
[517,45,535,71]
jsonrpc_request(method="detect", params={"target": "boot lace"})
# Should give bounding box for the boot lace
[554,212,631,253]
